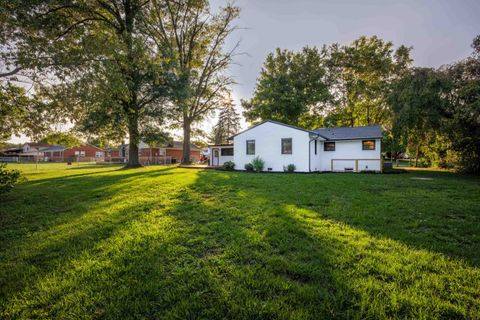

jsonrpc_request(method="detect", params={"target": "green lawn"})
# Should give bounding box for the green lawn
[1,163,479,319]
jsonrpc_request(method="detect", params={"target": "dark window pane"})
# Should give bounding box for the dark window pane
[315,140,317,155]
[281,138,292,154]
[246,140,255,155]
[362,140,375,150]
[324,142,335,151]
[221,148,233,156]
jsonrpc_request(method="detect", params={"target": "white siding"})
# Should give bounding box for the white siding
[316,139,381,172]
[309,138,324,172]
[209,146,234,166]
[233,122,311,172]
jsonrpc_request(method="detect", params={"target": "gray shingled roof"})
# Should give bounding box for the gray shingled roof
[42,145,66,152]
[166,141,200,150]
[313,125,383,140]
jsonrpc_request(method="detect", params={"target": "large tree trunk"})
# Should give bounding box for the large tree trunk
[126,113,141,168]
[182,117,191,165]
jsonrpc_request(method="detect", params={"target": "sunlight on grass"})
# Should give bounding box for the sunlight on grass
[1,164,479,319]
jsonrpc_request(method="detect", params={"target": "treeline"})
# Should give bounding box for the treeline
[242,35,480,174]
[0,0,240,167]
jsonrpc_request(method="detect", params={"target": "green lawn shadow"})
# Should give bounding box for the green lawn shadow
[0,167,478,319]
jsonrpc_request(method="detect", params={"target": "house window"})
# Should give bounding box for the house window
[95,151,103,158]
[74,151,79,156]
[362,140,376,150]
[246,140,255,155]
[314,140,317,155]
[281,138,292,154]
[324,142,335,151]
[221,148,233,156]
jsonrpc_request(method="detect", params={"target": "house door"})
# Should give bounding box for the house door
[212,148,220,166]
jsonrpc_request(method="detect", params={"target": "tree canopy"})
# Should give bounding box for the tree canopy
[242,47,331,127]
[1,0,238,166]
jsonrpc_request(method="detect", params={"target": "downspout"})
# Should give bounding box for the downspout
[309,134,320,173]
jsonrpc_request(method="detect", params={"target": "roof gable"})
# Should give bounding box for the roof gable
[230,120,320,139]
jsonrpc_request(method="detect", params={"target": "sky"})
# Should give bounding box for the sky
[9,0,480,143]
[206,0,480,129]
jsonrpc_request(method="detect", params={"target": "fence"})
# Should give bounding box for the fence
[0,155,105,163]
[3,155,174,166]
[139,156,172,166]
[0,156,19,163]
[104,156,172,166]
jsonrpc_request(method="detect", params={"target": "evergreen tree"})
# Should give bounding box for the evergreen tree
[210,95,240,145]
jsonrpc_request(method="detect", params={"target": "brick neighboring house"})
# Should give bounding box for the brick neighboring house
[163,141,201,163]
[63,144,105,161]
[19,143,105,162]
[109,141,201,164]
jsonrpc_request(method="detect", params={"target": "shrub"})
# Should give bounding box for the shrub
[223,161,235,171]
[251,156,265,172]
[244,163,254,171]
[284,164,296,173]
[0,163,22,195]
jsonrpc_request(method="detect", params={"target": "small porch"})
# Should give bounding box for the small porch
[208,144,234,166]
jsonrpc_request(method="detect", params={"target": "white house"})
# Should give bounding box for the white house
[210,120,383,172]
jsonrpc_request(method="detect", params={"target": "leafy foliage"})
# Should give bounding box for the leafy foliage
[441,40,480,174]
[145,0,240,164]
[243,37,411,128]
[222,161,235,171]
[0,163,22,195]
[389,68,451,166]
[4,0,175,168]
[283,164,296,173]
[326,36,412,127]
[0,84,50,141]
[244,163,254,171]
[251,156,265,172]
[242,47,331,126]
[40,132,82,148]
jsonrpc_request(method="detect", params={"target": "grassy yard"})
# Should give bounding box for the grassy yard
[0,163,479,319]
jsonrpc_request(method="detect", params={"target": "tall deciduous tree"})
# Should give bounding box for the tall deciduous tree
[209,94,240,144]
[441,36,480,173]
[389,68,451,167]
[145,0,240,164]
[242,47,331,126]
[4,0,172,168]
[40,131,81,148]
[326,36,412,127]
[0,83,50,142]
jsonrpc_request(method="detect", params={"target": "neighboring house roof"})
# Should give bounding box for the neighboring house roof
[42,145,66,152]
[25,143,53,148]
[165,141,200,150]
[66,144,105,151]
[0,148,22,155]
[313,125,383,140]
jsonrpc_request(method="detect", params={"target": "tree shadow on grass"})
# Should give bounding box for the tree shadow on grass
[1,169,479,319]
[1,169,355,319]
[0,166,178,307]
